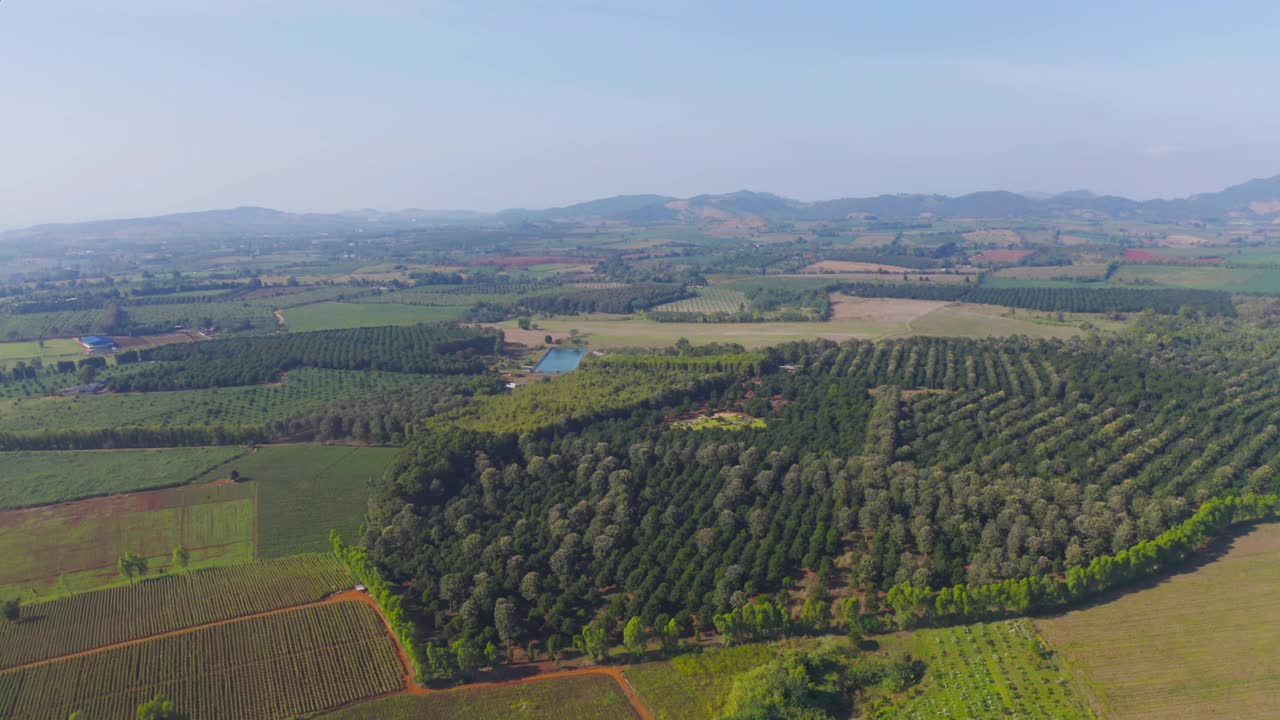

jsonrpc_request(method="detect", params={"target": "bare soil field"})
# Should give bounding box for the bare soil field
[829,293,948,324]
[1036,522,1280,720]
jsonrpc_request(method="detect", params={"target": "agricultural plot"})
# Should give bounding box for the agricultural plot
[0,367,428,432]
[0,309,105,342]
[0,447,245,509]
[1037,523,1280,720]
[651,286,750,314]
[325,674,640,720]
[625,644,776,720]
[282,301,468,331]
[875,620,1095,719]
[0,482,255,601]
[0,554,354,669]
[0,338,83,362]
[197,445,399,558]
[123,300,279,331]
[1112,264,1280,294]
[902,303,1087,339]
[0,601,405,720]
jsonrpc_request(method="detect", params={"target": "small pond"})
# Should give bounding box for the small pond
[534,346,587,374]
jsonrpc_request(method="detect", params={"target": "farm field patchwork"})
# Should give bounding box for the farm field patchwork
[283,301,468,331]
[197,445,400,558]
[1037,523,1280,720]
[0,601,404,720]
[0,482,255,601]
[0,367,428,432]
[0,447,246,509]
[0,553,354,669]
[875,620,1095,719]
[325,673,640,720]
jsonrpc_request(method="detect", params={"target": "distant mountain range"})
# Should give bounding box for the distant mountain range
[6,175,1280,244]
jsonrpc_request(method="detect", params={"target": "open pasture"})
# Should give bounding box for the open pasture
[325,674,640,720]
[0,447,245,510]
[0,554,354,669]
[0,601,404,720]
[283,301,467,331]
[0,482,255,600]
[901,303,1087,339]
[0,309,103,342]
[197,444,399,558]
[0,338,82,362]
[624,644,775,720]
[651,286,749,314]
[1036,522,1280,720]
[802,260,912,273]
[1112,264,1280,293]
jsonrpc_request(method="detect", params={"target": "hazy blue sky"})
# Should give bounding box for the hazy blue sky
[4,0,1280,225]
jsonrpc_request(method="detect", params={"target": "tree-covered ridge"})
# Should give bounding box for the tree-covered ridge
[841,282,1236,316]
[357,330,1280,666]
[108,324,503,391]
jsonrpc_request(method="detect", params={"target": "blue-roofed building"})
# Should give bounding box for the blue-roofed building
[77,335,118,352]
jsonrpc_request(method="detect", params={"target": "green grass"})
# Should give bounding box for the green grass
[123,300,279,331]
[0,338,83,362]
[0,309,103,342]
[1112,264,1280,294]
[901,304,1087,339]
[283,301,468,331]
[0,367,429,432]
[872,620,1095,719]
[196,444,399,558]
[324,674,639,720]
[0,482,256,602]
[652,287,750,314]
[0,447,246,510]
[625,644,777,720]
[1037,523,1280,720]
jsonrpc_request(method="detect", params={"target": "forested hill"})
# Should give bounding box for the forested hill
[354,319,1280,677]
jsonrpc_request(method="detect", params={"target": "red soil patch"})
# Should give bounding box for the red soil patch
[970,249,1035,263]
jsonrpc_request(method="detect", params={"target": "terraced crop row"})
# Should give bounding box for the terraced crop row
[0,554,355,669]
[0,601,404,720]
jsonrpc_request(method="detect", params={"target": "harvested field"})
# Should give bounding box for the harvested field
[802,260,912,273]
[828,293,948,324]
[1037,522,1280,720]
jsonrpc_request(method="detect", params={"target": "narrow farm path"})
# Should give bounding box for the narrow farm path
[273,309,286,325]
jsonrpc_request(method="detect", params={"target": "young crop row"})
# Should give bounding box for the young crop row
[651,287,750,314]
[0,601,403,720]
[877,620,1094,719]
[0,554,355,670]
[0,309,103,341]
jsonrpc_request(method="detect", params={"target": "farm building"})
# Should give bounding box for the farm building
[77,335,118,352]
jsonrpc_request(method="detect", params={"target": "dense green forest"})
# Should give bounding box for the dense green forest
[348,315,1279,673]
[840,282,1236,316]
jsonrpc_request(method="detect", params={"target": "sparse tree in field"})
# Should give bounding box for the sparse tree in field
[661,617,682,655]
[839,597,862,644]
[623,616,647,660]
[452,638,482,673]
[544,335,554,345]
[136,694,187,720]
[118,552,149,583]
[172,545,190,572]
[574,622,608,663]
[546,635,561,662]
[484,641,499,668]
[2,598,20,623]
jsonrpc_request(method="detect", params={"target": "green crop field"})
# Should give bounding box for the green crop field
[1112,264,1280,294]
[874,620,1095,719]
[0,601,404,720]
[0,554,353,669]
[0,338,83,362]
[651,286,750,314]
[901,303,1087,339]
[0,367,428,432]
[123,300,279,331]
[1037,523,1280,720]
[0,447,246,509]
[197,445,400,558]
[625,644,776,720]
[324,674,639,720]
[0,309,103,341]
[0,482,256,601]
[282,301,468,331]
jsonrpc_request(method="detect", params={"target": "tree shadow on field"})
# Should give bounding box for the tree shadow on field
[1036,522,1261,620]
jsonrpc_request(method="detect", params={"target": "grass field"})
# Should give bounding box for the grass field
[0,482,256,601]
[0,447,246,509]
[625,644,776,720]
[0,338,82,362]
[651,286,750,314]
[0,308,103,342]
[0,601,404,720]
[0,554,354,669]
[283,301,467,331]
[0,367,427,432]
[123,300,279,331]
[901,303,1088,339]
[1036,522,1280,720]
[196,445,399,558]
[325,674,639,720]
[875,620,1095,719]
[1111,264,1280,293]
